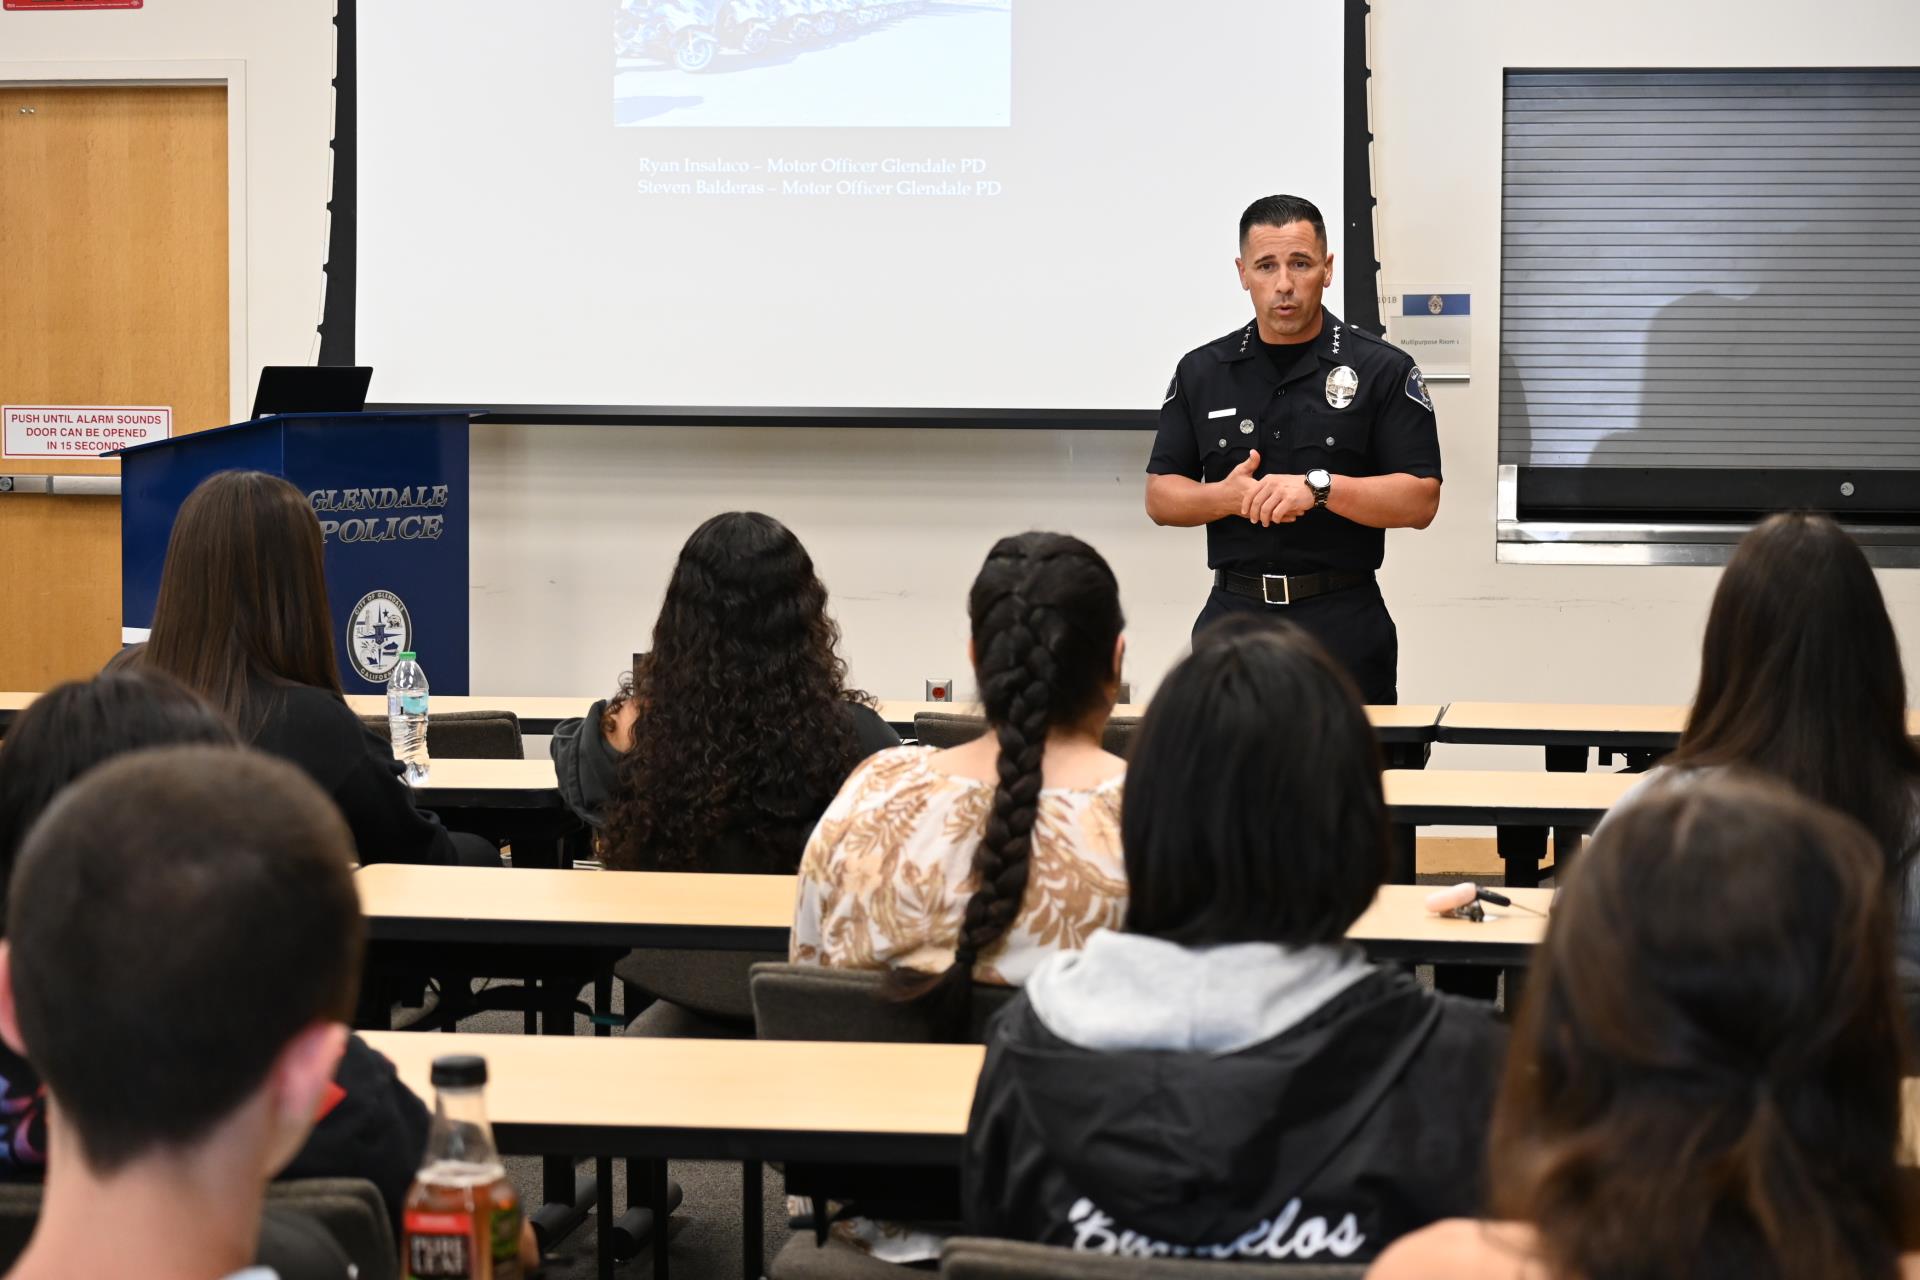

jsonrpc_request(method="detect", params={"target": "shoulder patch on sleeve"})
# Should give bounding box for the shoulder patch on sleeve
[1405,366,1433,412]
[1163,373,1178,405]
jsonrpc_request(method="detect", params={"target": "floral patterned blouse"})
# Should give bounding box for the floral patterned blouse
[791,745,1128,984]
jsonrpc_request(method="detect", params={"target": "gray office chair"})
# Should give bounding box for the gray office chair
[359,709,524,760]
[0,1184,36,1269]
[0,1179,393,1280]
[264,1178,399,1280]
[619,946,784,1038]
[750,962,1018,1043]
[941,1238,1365,1280]
[911,713,1141,760]
[756,963,1021,1280]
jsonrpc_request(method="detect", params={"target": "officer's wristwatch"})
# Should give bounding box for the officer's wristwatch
[1306,468,1332,508]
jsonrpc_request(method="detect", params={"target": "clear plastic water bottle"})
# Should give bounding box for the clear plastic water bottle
[387,651,431,784]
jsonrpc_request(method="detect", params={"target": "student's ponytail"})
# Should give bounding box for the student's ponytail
[893,533,1123,1040]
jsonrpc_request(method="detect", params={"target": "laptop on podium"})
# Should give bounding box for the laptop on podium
[251,366,373,419]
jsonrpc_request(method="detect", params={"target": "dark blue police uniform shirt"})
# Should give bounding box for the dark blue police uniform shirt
[1147,310,1442,575]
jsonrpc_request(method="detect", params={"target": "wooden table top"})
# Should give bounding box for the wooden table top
[357,864,795,950]
[359,1030,983,1164]
[1385,768,1639,825]
[361,1032,1920,1169]
[1438,702,1689,748]
[1347,883,1551,965]
[4,689,1440,743]
[344,693,590,734]
[408,757,561,808]
[1439,702,1920,749]
[887,700,1442,741]
[357,868,1550,964]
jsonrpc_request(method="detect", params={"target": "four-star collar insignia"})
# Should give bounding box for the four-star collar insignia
[1227,314,1347,366]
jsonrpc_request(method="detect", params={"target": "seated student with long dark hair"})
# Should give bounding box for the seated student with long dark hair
[1602,512,1920,1015]
[550,511,898,1027]
[0,672,432,1241]
[136,469,492,865]
[557,510,898,862]
[792,531,1129,1264]
[793,531,1129,1008]
[1371,776,1920,1280]
[963,618,1505,1267]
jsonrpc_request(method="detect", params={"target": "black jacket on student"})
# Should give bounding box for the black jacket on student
[963,958,1507,1267]
[248,678,459,865]
[0,1034,427,1237]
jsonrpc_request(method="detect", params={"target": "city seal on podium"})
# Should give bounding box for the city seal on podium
[348,589,412,683]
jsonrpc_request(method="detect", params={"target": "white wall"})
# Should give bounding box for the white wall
[11,0,1920,722]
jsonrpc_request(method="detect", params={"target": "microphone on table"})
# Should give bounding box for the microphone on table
[1424,882,1548,921]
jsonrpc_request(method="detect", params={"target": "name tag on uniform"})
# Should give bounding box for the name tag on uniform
[1206,407,1237,419]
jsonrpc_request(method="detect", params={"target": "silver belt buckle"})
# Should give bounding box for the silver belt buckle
[1261,573,1292,606]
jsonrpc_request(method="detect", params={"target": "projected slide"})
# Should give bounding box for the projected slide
[357,0,1346,412]
[614,0,1012,127]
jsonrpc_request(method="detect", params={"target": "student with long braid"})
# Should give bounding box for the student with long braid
[792,531,1129,1015]
[790,532,1128,1264]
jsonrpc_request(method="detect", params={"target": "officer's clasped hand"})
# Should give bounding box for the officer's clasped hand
[1223,450,1314,527]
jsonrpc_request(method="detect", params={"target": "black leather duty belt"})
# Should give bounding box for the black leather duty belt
[1214,568,1374,606]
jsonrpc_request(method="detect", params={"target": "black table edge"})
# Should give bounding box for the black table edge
[1434,727,1680,750]
[367,917,790,952]
[1389,805,1608,828]
[492,1123,962,1167]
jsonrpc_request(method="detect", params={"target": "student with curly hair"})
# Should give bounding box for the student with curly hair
[550,512,897,1028]
[792,532,1130,1029]
[554,510,897,867]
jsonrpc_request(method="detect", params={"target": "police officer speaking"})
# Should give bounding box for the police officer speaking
[1145,194,1441,704]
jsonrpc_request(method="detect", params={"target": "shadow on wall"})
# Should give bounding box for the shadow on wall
[1507,227,1846,476]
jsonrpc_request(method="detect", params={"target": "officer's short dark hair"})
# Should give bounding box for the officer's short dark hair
[8,745,362,1174]
[1121,616,1388,946]
[1239,194,1327,252]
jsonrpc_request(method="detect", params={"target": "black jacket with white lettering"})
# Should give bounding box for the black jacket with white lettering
[960,968,1505,1265]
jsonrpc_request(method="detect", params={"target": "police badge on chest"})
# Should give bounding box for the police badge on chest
[1325,366,1359,409]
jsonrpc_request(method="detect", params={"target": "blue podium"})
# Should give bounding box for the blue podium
[114,411,472,695]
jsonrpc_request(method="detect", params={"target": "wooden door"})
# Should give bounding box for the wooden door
[0,84,228,689]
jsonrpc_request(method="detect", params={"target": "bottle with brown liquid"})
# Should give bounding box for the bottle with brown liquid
[402,1054,525,1279]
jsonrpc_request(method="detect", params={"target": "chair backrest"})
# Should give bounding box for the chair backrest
[620,946,785,1025]
[750,962,1018,1043]
[0,1178,397,1280]
[0,1183,38,1271]
[264,1177,399,1280]
[912,711,989,750]
[359,710,524,760]
[912,712,1141,760]
[941,1237,1364,1280]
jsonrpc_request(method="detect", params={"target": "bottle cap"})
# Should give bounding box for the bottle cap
[398,651,417,661]
[430,1054,487,1089]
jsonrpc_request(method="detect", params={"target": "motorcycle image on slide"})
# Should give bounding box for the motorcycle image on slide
[764,0,814,44]
[614,0,938,71]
